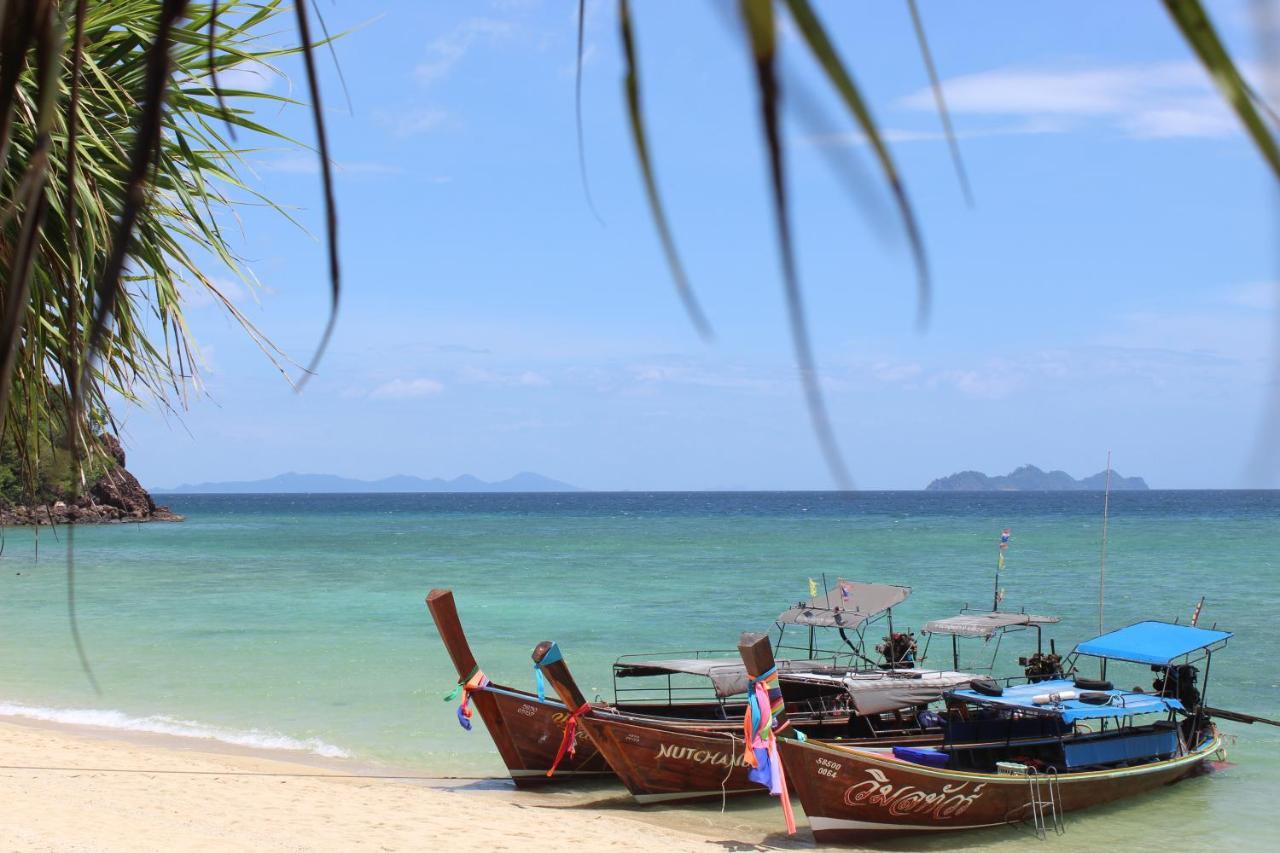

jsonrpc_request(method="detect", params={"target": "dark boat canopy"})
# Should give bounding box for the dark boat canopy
[921,610,1061,639]
[775,580,910,629]
[1074,621,1232,666]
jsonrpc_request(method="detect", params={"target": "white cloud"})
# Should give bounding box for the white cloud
[212,59,277,93]
[381,108,454,138]
[805,121,1059,148]
[416,18,516,85]
[1222,282,1278,311]
[369,378,445,399]
[181,277,249,309]
[898,61,1247,139]
[256,154,401,176]
[459,367,551,387]
[629,363,780,393]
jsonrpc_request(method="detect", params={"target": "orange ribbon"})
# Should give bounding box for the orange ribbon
[546,702,591,777]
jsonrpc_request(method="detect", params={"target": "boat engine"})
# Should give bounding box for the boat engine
[1152,663,1201,708]
[877,631,918,669]
[1020,651,1063,683]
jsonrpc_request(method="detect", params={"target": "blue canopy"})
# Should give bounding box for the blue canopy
[949,679,1183,723]
[1075,621,1232,666]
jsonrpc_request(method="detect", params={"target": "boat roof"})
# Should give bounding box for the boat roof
[775,580,910,629]
[786,669,976,716]
[1074,621,1232,666]
[921,610,1061,639]
[948,678,1184,723]
[613,657,832,698]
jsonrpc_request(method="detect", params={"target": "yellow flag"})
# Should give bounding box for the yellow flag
[997,552,1005,571]
[808,578,818,597]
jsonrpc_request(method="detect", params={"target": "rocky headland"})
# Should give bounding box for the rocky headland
[927,464,1149,491]
[0,436,181,526]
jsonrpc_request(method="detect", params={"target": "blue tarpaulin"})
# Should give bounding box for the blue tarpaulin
[949,679,1184,723]
[1075,621,1232,666]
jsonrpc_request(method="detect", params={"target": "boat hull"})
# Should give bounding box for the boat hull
[471,684,611,787]
[777,729,1221,841]
[579,711,939,804]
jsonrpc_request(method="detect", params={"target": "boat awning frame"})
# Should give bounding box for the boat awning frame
[1073,621,1232,666]
[921,610,1061,640]
[947,678,1185,724]
[774,580,911,629]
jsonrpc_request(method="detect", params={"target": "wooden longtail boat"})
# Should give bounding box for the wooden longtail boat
[766,621,1233,841]
[427,587,851,786]
[426,589,611,786]
[532,639,974,804]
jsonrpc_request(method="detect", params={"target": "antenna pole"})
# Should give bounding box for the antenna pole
[1098,451,1112,674]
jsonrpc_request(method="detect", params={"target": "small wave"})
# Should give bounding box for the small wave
[0,701,350,759]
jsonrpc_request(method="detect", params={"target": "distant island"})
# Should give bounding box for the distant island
[158,471,579,494]
[927,464,1149,491]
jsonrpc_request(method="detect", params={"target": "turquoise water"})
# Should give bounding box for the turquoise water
[0,491,1276,848]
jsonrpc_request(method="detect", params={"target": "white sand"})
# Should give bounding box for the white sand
[0,719,763,851]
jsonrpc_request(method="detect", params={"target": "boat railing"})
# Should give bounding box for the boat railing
[613,648,743,664]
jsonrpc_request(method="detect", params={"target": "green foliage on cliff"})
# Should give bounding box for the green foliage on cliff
[0,431,114,507]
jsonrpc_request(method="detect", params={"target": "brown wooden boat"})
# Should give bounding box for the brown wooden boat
[427,588,837,786]
[532,638,964,804]
[777,728,1221,841]
[426,589,611,786]
[762,620,1234,841]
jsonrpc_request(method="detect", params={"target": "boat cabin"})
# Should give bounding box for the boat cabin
[901,621,1232,775]
[611,580,916,714]
[609,581,977,737]
[772,580,915,668]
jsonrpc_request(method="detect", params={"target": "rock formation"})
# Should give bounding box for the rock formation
[0,435,181,526]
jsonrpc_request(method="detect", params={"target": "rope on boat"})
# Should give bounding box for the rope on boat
[445,667,489,731]
[719,731,739,813]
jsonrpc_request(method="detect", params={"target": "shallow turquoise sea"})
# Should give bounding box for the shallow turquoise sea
[1,491,1276,849]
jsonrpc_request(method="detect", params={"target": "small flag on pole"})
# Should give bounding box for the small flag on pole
[808,578,818,598]
[999,529,1011,550]
[997,551,1005,571]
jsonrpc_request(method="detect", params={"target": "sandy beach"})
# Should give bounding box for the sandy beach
[0,719,762,852]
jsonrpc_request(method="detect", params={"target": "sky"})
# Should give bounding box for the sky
[124,0,1280,491]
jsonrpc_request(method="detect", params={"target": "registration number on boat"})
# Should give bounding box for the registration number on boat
[817,757,842,778]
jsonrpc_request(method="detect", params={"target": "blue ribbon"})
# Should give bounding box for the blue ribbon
[533,642,564,703]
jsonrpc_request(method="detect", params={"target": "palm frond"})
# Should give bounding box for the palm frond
[618,0,712,340]
[738,0,852,489]
[1165,0,1280,177]
[905,0,972,207]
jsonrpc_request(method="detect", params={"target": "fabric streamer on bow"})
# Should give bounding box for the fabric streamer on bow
[445,667,490,731]
[546,701,591,777]
[533,642,564,703]
[741,665,796,835]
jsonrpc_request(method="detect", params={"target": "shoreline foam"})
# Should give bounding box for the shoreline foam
[0,717,729,851]
[0,699,351,759]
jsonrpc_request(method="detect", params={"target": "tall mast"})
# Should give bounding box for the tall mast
[1098,451,1112,638]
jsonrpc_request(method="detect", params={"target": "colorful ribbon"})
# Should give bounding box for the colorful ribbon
[445,667,489,731]
[742,666,796,835]
[533,643,563,704]
[546,701,590,777]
